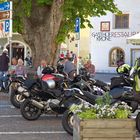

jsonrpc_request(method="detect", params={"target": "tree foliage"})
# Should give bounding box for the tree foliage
[0,0,120,44]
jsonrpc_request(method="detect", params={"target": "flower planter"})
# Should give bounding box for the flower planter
[73,115,136,140]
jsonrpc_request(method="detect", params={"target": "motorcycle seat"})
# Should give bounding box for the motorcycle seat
[23,79,38,89]
[109,87,131,99]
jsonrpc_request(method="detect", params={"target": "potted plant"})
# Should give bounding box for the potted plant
[72,93,136,140]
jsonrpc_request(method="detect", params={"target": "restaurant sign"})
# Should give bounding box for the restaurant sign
[91,31,139,41]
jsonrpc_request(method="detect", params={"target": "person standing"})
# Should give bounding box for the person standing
[63,57,76,79]
[0,49,9,91]
[66,50,70,58]
[25,51,32,67]
[69,51,77,62]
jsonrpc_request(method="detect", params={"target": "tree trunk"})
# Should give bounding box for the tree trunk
[22,0,63,67]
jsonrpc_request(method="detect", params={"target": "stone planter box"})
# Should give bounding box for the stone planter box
[73,115,136,140]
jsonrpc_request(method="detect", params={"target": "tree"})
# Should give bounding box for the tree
[0,0,120,66]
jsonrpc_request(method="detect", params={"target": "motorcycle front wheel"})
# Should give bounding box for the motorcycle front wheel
[62,110,74,135]
[20,99,42,121]
[10,89,25,108]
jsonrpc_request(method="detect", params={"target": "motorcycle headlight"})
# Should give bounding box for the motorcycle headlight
[17,86,26,92]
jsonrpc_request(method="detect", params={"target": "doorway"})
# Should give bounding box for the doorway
[6,42,24,60]
[12,48,24,60]
[109,47,125,67]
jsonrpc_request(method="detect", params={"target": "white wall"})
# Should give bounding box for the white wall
[90,0,140,73]
[65,27,90,60]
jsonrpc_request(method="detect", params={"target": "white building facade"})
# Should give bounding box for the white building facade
[90,0,140,73]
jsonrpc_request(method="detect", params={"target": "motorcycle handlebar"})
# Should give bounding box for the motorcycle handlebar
[64,88,84,96]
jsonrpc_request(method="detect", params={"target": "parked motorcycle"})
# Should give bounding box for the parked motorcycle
[20,71,71,120]
[78,67,131,95]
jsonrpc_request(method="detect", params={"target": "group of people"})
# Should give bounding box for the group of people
[59,50,95,76]
[36,58,77,80]
[60,50,77,63]
[0,48,96,91]
[0,49,27,91]
[58,52,96,79]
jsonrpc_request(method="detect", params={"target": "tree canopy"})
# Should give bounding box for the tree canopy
[0,0,120,65]
[0,0,120,44]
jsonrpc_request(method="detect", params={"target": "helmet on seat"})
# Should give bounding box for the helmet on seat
[42,66,55,74]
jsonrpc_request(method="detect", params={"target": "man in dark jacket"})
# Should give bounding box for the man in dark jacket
[0,49,9,91]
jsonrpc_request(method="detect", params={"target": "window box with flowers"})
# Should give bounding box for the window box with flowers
[72,94,136,140]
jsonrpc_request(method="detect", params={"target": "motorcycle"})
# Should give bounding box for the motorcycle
[19,71,72,120]
[78,67,130,95]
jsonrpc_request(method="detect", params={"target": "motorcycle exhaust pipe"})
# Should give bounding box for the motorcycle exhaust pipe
[31,100,44,109]
[22,91,30,97]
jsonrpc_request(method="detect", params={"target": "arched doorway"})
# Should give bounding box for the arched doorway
[4,40,31,62]
[109,47,125,67]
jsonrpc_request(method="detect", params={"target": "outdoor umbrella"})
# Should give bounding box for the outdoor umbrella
[127,32,140,45]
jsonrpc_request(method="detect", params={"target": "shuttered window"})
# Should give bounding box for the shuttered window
[115,14,129,29]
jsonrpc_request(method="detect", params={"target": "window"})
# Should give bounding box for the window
[115,14,129,29]
[109,48,125,67]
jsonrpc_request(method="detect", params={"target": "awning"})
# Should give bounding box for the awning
[127,32,140,45]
